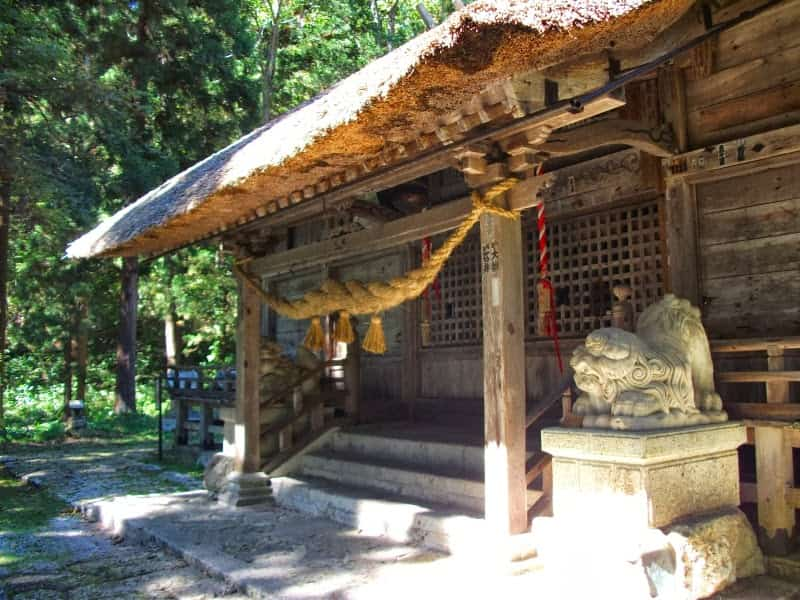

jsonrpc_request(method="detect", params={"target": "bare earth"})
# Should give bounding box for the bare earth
[1,441,798,599]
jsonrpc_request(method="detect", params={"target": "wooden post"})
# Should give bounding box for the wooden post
[175,398,188,446]
[755,426,796,555]
[234,276,262,473]
[199,404,213,449]
[755,343,795,554]
[766,345,790,404]
[403,244,420,421]
[664,180,700,305]
[480,209,528,536]
[344,335,361,423]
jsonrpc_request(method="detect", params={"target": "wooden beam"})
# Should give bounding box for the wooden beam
[718,371,800,383]
[664,123,800,184]
[533,119,676,157]
[234,275,262,473]
[725,402,800,422]
[481,209,528,536]
[249,174,555,276]
[657,65,688,153]
[755,426,796,555]
[712,336,800,352]
[230,93,624,242]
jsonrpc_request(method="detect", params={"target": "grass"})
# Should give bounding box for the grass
[0,466,70,533]
[140,450,204,478]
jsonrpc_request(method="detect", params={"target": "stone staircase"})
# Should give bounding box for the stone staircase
[269,424,548,555]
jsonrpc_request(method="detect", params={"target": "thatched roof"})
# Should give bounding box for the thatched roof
[68,0,693,259]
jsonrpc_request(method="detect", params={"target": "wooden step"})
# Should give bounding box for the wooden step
[262,418,351,474]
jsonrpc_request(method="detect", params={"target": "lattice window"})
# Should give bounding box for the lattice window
[524,199,665,337]
[427,231,483,346]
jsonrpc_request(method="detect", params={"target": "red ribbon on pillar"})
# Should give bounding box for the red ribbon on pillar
[534,166,563,373]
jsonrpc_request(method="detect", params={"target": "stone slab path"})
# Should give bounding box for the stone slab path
[1,515,248,600]
[2,441,799,599]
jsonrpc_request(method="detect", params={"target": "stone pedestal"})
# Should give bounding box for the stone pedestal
[217,472,272,508]
[532,424,764,599]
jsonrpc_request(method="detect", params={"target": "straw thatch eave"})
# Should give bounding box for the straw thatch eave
[67,0,695,259]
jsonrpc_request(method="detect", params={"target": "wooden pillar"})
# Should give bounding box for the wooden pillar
[234,276,262,473]
[199,404,213,449]
[402,243,420,421]
[756,343,795,554]
[755,426,796,555]
[480,210,528,536]
[664,180,700,305]
[175,398,188,446]
[344,335,361,423]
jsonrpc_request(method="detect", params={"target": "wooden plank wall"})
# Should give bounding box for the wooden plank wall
[696,162,800,338]
[685,0,800,146]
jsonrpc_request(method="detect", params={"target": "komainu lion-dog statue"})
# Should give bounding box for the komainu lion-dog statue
[570,294,728,430]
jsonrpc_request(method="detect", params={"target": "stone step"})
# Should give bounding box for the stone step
[270,475,492,555]
[300,450,542,514]
[329,428,485,479]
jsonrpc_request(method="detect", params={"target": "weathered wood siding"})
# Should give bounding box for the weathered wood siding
[686,0,800,146]
[697,162,800,337]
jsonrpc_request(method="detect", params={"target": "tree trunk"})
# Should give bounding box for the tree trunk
[261,0,283,123]
[0,175,9,435]
[387,1,398,51]
[76,301,88,404]
[114,257,138,414]
[164,256,180,368]
[64,337,73,421]
[369,0,385,50]
[164,310,179,367]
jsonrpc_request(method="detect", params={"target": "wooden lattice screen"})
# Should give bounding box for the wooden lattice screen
[427,231,483,345]
[524,199,665,337]
[424,198,665,346]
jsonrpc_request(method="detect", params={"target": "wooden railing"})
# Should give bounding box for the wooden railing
[524,369,576,521]
[164,365,236,448]
[712,337,800,555]
[260,356,359,474]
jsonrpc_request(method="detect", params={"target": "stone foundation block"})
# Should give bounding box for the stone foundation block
[541,423,746,529]
[217,472,272,507]
[533,508,764,599]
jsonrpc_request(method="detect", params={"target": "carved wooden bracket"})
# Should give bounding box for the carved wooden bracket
[537,119,676,157]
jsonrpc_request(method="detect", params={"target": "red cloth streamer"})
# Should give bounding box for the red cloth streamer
[534,167,563,373]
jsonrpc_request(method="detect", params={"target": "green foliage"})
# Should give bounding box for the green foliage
[3,380,160,442]
[2,0,453,440]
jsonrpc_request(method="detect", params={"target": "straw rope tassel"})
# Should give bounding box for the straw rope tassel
[234,178,520,353]
[333,310,355,344]
[303,316,325,351]
[362,314,387,354]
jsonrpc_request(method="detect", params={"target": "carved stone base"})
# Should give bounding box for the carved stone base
[217,472,272,507]
[532,424,763,599]
[582,409,729,431]
[540,423,745,528]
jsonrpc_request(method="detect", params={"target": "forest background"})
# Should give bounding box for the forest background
[0,0,456,442]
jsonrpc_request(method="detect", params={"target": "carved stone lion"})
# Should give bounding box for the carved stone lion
[570,294,727,430]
